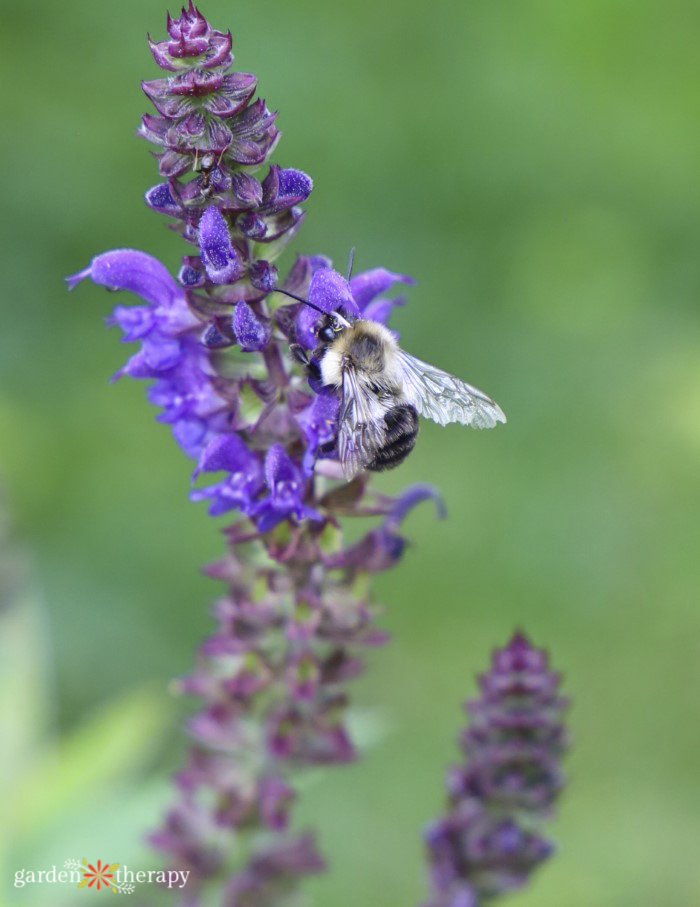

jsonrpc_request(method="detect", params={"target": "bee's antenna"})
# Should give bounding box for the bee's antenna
[346,247,356,282]
[273,287,327,316]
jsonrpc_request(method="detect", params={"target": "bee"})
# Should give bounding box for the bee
[285,296,506,480]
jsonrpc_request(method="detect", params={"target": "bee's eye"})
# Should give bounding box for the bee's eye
[318,324,335,343]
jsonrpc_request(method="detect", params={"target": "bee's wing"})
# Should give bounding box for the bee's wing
[337,367,393,480]
[396,349,506,428]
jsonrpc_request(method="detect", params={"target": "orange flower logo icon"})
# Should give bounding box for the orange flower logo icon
[78,859,117,891]
[62,858,135,893]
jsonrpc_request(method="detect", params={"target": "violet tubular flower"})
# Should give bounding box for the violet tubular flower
[423,633,569,907]
[67,4,457,904]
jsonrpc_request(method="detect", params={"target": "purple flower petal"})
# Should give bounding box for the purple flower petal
[258,776,295,831]
[141,335,184,371]
[308,268,358,316]
[248,260,278,293]
[261,166,313,213]
[173,417,208,456]
[324,484,444,572]
[297,392,340,473]
[349,267,415,311]
[145,182,181,216]
[252,445,321,531]
[192,466,265,516]
[233,301,270,352]
[67,249,184,308]
[278,168,312,200]
[295,265,359,350]
[178,263,206,288]
[198,206,241,284]
[385,484,445,531]
[362,294,405,326]
[265,444,298,500]
[324,527,406,573]
[109,305,155,340]
[231,171,263,208]
[192,431,265,515]
[195,433,255,476]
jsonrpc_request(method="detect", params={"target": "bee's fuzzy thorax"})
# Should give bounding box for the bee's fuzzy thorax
[319,319,399,388]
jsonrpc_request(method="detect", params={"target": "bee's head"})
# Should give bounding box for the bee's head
[272,288,353,344]
[317,309,351,343]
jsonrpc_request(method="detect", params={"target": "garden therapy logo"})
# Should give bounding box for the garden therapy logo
[64,859,131,893]
[65,859,190,893]
[12,860,190,892]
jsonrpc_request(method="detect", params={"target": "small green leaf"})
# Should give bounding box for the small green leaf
[78,879,89,888]
[108,863,119,872]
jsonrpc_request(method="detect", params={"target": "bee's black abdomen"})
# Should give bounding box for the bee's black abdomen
[383,404,419,445]
[367,404,419,472]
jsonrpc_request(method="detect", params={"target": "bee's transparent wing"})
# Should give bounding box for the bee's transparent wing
[396,349,506,428]
[337,368,392,479]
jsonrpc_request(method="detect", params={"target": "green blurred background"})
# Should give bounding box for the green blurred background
[3,0,700,904]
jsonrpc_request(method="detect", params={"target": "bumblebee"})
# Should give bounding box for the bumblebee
[290,305,505,480]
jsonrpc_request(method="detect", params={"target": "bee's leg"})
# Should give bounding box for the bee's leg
[289,343,310,365]
[289,343,322,382]
[367,404,420,472]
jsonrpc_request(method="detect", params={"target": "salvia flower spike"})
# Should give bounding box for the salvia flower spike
[423,632,569,907]
[67,4,447,902]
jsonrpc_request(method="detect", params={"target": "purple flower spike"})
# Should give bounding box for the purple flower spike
[136,0,306,291]
[198,206,241,284]
[423,633,568,907]
[69,5,511,906]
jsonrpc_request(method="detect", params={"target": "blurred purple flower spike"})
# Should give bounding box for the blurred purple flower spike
[423,632,568,907]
